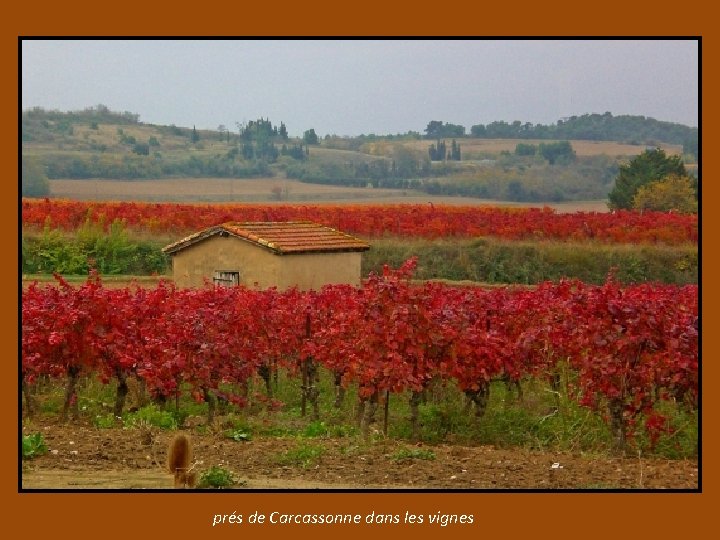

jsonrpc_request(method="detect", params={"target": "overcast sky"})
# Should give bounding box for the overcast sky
[21,39,699,137]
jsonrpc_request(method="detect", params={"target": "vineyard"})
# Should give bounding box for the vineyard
[22,260,698,456]
[22,199,697,244]
[21,198,699,488]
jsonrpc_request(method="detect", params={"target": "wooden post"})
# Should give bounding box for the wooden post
[203,387,216,425]
[301,313,312,417]
[304,313,320,421]
[383,390,390,436]
[114,369,129,418]
[410,390,422,440]
[22,375,35,418]
[300,359,307,417]
[61,365,81,421]
[334,371,345,408]
[175,375,181,416]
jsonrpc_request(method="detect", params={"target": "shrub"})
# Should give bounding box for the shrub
[633,174,698,213]
[362,238,697,285]
[22,221,170,275]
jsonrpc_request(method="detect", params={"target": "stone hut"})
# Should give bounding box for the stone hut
[162,221,370,290]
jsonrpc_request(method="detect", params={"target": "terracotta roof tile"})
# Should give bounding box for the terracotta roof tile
[162,221,370,255]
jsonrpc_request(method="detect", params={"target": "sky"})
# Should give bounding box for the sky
[21,39,699,137]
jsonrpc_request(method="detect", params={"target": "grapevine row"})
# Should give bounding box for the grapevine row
[22,199,697,244]
[21,262,698,448]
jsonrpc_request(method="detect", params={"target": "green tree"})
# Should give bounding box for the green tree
[392,146,424,177]
[133,142,150,155]
[425,120,444,138]
[424,120,465,139]
[469,124,486,137]
[632,174,698,213]
[22,156,50,197]
[515,143,537,156]
[506,181,527,201]
[608,148,688,210]
[683,135,698,160]
[256,139,279,162]
[303,129,319,145]
[538,141,575,165]
[241,142,254,160]
[428,140,446,161]
[217,124,230,143]
[466,113,696,146]
[191,125,200,143]
[450,139,461,161]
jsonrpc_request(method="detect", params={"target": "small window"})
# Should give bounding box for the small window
[213,271,240,287]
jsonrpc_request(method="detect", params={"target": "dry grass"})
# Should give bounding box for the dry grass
[48,177,610,212]
[49,177,410,203]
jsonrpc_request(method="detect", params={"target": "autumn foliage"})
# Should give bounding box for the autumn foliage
[22,199,697,244]
[22,263,698,447]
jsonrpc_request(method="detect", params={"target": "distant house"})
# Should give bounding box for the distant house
[162,221,370,290]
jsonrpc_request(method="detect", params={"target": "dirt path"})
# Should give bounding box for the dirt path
[21,419,698,490]
[21,469,404,490]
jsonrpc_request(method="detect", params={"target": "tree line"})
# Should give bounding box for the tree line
[424,112,698,157]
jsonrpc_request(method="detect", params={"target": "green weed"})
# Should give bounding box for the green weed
[23,367,698,461]
[301,420,328,437]
[22,433,48,459]
[123,405,178,430]
[198,465,236,489]
[276,443,324,468]
[93,413,117,429]
[391,447,436,461]
[224,428,252,442]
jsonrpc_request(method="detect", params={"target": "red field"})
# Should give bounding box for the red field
[22,199,697,244]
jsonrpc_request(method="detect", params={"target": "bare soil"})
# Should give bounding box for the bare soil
[21,418,698,490]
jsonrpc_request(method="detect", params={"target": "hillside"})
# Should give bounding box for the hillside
[21,107,691,204]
